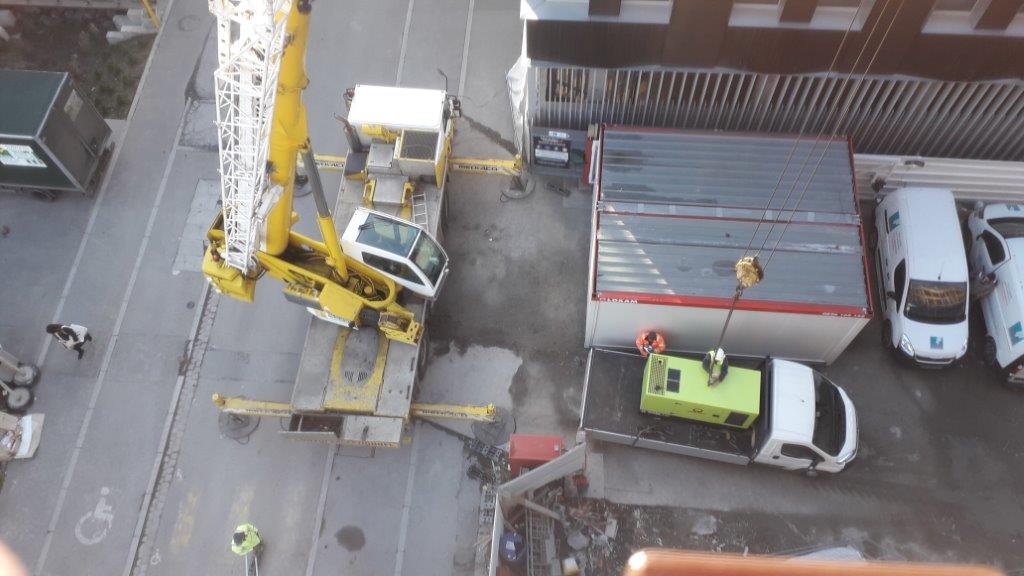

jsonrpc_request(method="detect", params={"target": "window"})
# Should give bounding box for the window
[410,233,447,285]
[363,253,423,285]
[981,230,1006,265]
[934,0,976,8]
[905,280,968,324]
[924,0,1024,36]
[812,372,846,456]
[666,368,681,393]
[730,0,875,31]
[989,217,1024,240]
[780,443,819,461]
[356,214,419,257]
[893,260,906,309]
[521,0,673,24]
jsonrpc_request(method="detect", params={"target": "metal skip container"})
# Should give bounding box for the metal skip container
[0,69,112,195]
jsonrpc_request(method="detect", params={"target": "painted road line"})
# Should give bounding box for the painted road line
[458,0,475,97]
[396,0,416,85]
[392,422,422,576]
[304,445,339,576]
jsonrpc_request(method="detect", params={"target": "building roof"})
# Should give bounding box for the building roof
[593,128,871,316]
[0,70,65,137]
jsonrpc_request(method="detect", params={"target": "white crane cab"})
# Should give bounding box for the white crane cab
[873,188,969,367]
[342,207,449,299]
[967,203,1024,382]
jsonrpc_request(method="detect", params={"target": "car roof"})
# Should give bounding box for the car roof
[983,203,1024,221]
[770,360,814,442]
[892,188,968,282]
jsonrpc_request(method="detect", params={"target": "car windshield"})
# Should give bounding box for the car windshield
[904,280,967,324]
[356,213,420,257]
[989,217,1024,240]
[410,233,447,285]
[812,372,845,457]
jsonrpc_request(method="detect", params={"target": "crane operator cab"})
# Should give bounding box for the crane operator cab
[342,208,449,299]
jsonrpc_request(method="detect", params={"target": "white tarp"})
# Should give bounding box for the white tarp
[506,54,528,158]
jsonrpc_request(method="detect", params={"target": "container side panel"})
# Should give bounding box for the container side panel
[588,301,868,364]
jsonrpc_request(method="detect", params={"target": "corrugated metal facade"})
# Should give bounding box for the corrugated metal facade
[529,67,1024,161]
[586,128,873,363]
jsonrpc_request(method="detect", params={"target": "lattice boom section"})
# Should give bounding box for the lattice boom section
[209,0,292,272]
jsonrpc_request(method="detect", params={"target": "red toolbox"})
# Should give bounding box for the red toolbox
[508,434,564,476]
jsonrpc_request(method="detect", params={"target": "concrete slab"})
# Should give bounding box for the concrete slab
[171,179,219,274]
[179,100,216,151]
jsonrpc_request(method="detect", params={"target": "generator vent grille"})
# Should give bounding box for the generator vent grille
[399,130,437,161]
[648,357,666,395]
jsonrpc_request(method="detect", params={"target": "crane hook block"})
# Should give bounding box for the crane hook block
[734,256,764,290]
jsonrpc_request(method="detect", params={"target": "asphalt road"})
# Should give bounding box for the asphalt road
[1,0,1024,575]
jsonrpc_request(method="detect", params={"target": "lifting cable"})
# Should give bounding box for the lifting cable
[759,1,906,276]
[709,0,905,371]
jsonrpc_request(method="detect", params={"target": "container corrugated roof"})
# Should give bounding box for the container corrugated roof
[594,128,870,315]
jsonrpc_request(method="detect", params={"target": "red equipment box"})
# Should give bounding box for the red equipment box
[508,434,564,476]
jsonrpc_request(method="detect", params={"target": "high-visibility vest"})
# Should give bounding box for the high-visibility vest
[231,524,261,556]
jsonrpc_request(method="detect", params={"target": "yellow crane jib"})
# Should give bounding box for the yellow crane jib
[202,0,421,345]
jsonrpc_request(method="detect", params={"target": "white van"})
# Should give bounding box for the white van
[873,188,969,367]
[967,203,1024,383]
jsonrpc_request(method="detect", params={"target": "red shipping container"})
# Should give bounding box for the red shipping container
[509,434,564,476]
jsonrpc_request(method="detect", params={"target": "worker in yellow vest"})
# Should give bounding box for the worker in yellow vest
[231,523,262,557]
[703,348,729,384]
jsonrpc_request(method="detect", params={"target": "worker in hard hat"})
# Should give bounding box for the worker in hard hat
[703,348,729,384]
[231,523,262,558]
[636,331,666,358]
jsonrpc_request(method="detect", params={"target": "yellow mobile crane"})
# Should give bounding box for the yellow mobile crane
[202,0,448,345]
[205,0,497,446]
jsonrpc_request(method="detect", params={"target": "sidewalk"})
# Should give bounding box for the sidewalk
[0,0,213,573]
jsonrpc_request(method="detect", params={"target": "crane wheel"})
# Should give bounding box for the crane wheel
[13,364,40,387]
[5,386,34,414]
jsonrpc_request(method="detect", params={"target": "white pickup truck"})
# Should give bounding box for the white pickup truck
[581,349,859,474]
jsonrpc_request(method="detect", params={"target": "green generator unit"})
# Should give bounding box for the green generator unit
[0,70,111,195]
[639,354,761,429]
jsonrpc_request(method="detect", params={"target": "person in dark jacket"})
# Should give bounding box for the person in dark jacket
[46,323,92,360]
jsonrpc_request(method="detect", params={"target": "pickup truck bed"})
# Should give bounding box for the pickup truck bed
[581,349,756,465]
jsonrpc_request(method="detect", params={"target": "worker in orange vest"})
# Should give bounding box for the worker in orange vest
[636,331,666,358]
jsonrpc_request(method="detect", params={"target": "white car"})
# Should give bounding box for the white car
[873,188,969,367]
[967,203,1024,383]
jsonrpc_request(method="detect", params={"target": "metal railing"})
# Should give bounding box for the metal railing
[529,66,1024,161]
[854,153,1024,202]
